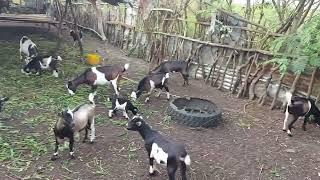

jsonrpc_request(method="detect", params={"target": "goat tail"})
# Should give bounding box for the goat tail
[123,63,130,72]
[285,91,293,106]
[180,154,191,166]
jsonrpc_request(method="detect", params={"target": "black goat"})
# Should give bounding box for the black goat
[0,97,9,112]
[51,103,95,161]
[66,63,129,103]
[108,95,139,119]
[70,30,83,47]
[19,36,38,63]
[127,116,191,180]
[21,55,62,77]
[131,73,170,103]
[283,92,320,136]
[149,60,190,86]
[101,0,133,8]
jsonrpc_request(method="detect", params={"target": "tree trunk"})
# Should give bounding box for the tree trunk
[270,74,285,110]
[248,64,269,100]
[307,68,317,98]
[68,0,84,57]
[90,0,107,41]
[54,0,68,55]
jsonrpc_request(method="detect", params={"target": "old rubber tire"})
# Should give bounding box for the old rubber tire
[167,97,222,128]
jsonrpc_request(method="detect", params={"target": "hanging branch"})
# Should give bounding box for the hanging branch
[232,54,255,94]
[237,53,258,98]
[258,66,279,106]
[88,0,107,41]
[229,54,237,91]
[205,49,224,83]
[248,63,270,100]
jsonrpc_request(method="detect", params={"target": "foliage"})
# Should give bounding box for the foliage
[266,15,320,75]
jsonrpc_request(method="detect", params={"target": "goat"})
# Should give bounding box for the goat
[70,30,83,47]
[51,102,95,161]
[131,73,170,103]
[21,55,62,77]
[283,91,320,136]
[127,116,191,180]
[19,36,38,63]
[108,95,139,119]
[0,97,9,112]
[66,63,129,103]
[149,60,190,86]
[101,0,133,8]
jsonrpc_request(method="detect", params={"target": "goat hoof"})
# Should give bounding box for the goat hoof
[282,129,286,132]
[69,155,75,159]
[149,171,159,176]
[89,141,94,144]
[287,133,293,137]
[51,155,58,161]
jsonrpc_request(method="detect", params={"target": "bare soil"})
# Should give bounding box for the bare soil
[1,22,320,180]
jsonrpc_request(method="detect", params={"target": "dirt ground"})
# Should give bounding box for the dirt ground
[1,22,320,180]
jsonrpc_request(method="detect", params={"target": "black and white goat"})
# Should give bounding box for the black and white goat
[131,73,170,103]
[21,55,62,77]
[283,91,320,136]
[108,95,139,119]
[66,63,129,103]
[127,116,191,180]
[0,97,9,112]
[19,36,38,63]
[70,30,83,47]
[51,102,96,160]
[149,60,190,86]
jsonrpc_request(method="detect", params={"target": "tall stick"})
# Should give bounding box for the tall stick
[307,68,317,98]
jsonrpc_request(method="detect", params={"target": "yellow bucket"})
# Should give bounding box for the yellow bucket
[85,53,101,65]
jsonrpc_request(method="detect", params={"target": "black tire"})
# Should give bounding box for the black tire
[167,97,222,128]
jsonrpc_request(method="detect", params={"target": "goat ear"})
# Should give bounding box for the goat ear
[136,121,142,126]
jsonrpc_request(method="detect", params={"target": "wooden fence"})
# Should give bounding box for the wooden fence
[54,2,320,108]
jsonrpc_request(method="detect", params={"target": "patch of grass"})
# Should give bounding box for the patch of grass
[110,119,127,127]
[162,115,172,126]
[270,166,281,178]
[127,142,137,161]
[235,119,251,129]
[0,36,101,176]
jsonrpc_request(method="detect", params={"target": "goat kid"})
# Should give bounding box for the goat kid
[131,73,170,103]
[127,116,191,180]
[51,103,95,161]
[283,91,320,136]
[0,97,9,112]
[108,95,139,119]
[19,36,38,63]
[21,55,62,77]
[70,30,83,47]
[66,63,129,103]
[149,60,189,86]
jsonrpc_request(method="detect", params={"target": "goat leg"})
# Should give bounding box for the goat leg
[69,137,75,159]
[180,161,187,180]
[167,161,177,180]
[83,127,89,143]
[89,117,95,143]
[51,138,59,161]
[89,86,98,104]
[302,116,309,131]
[287,116,299,137]
[164,85,170,101]
[149,157,159,176]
